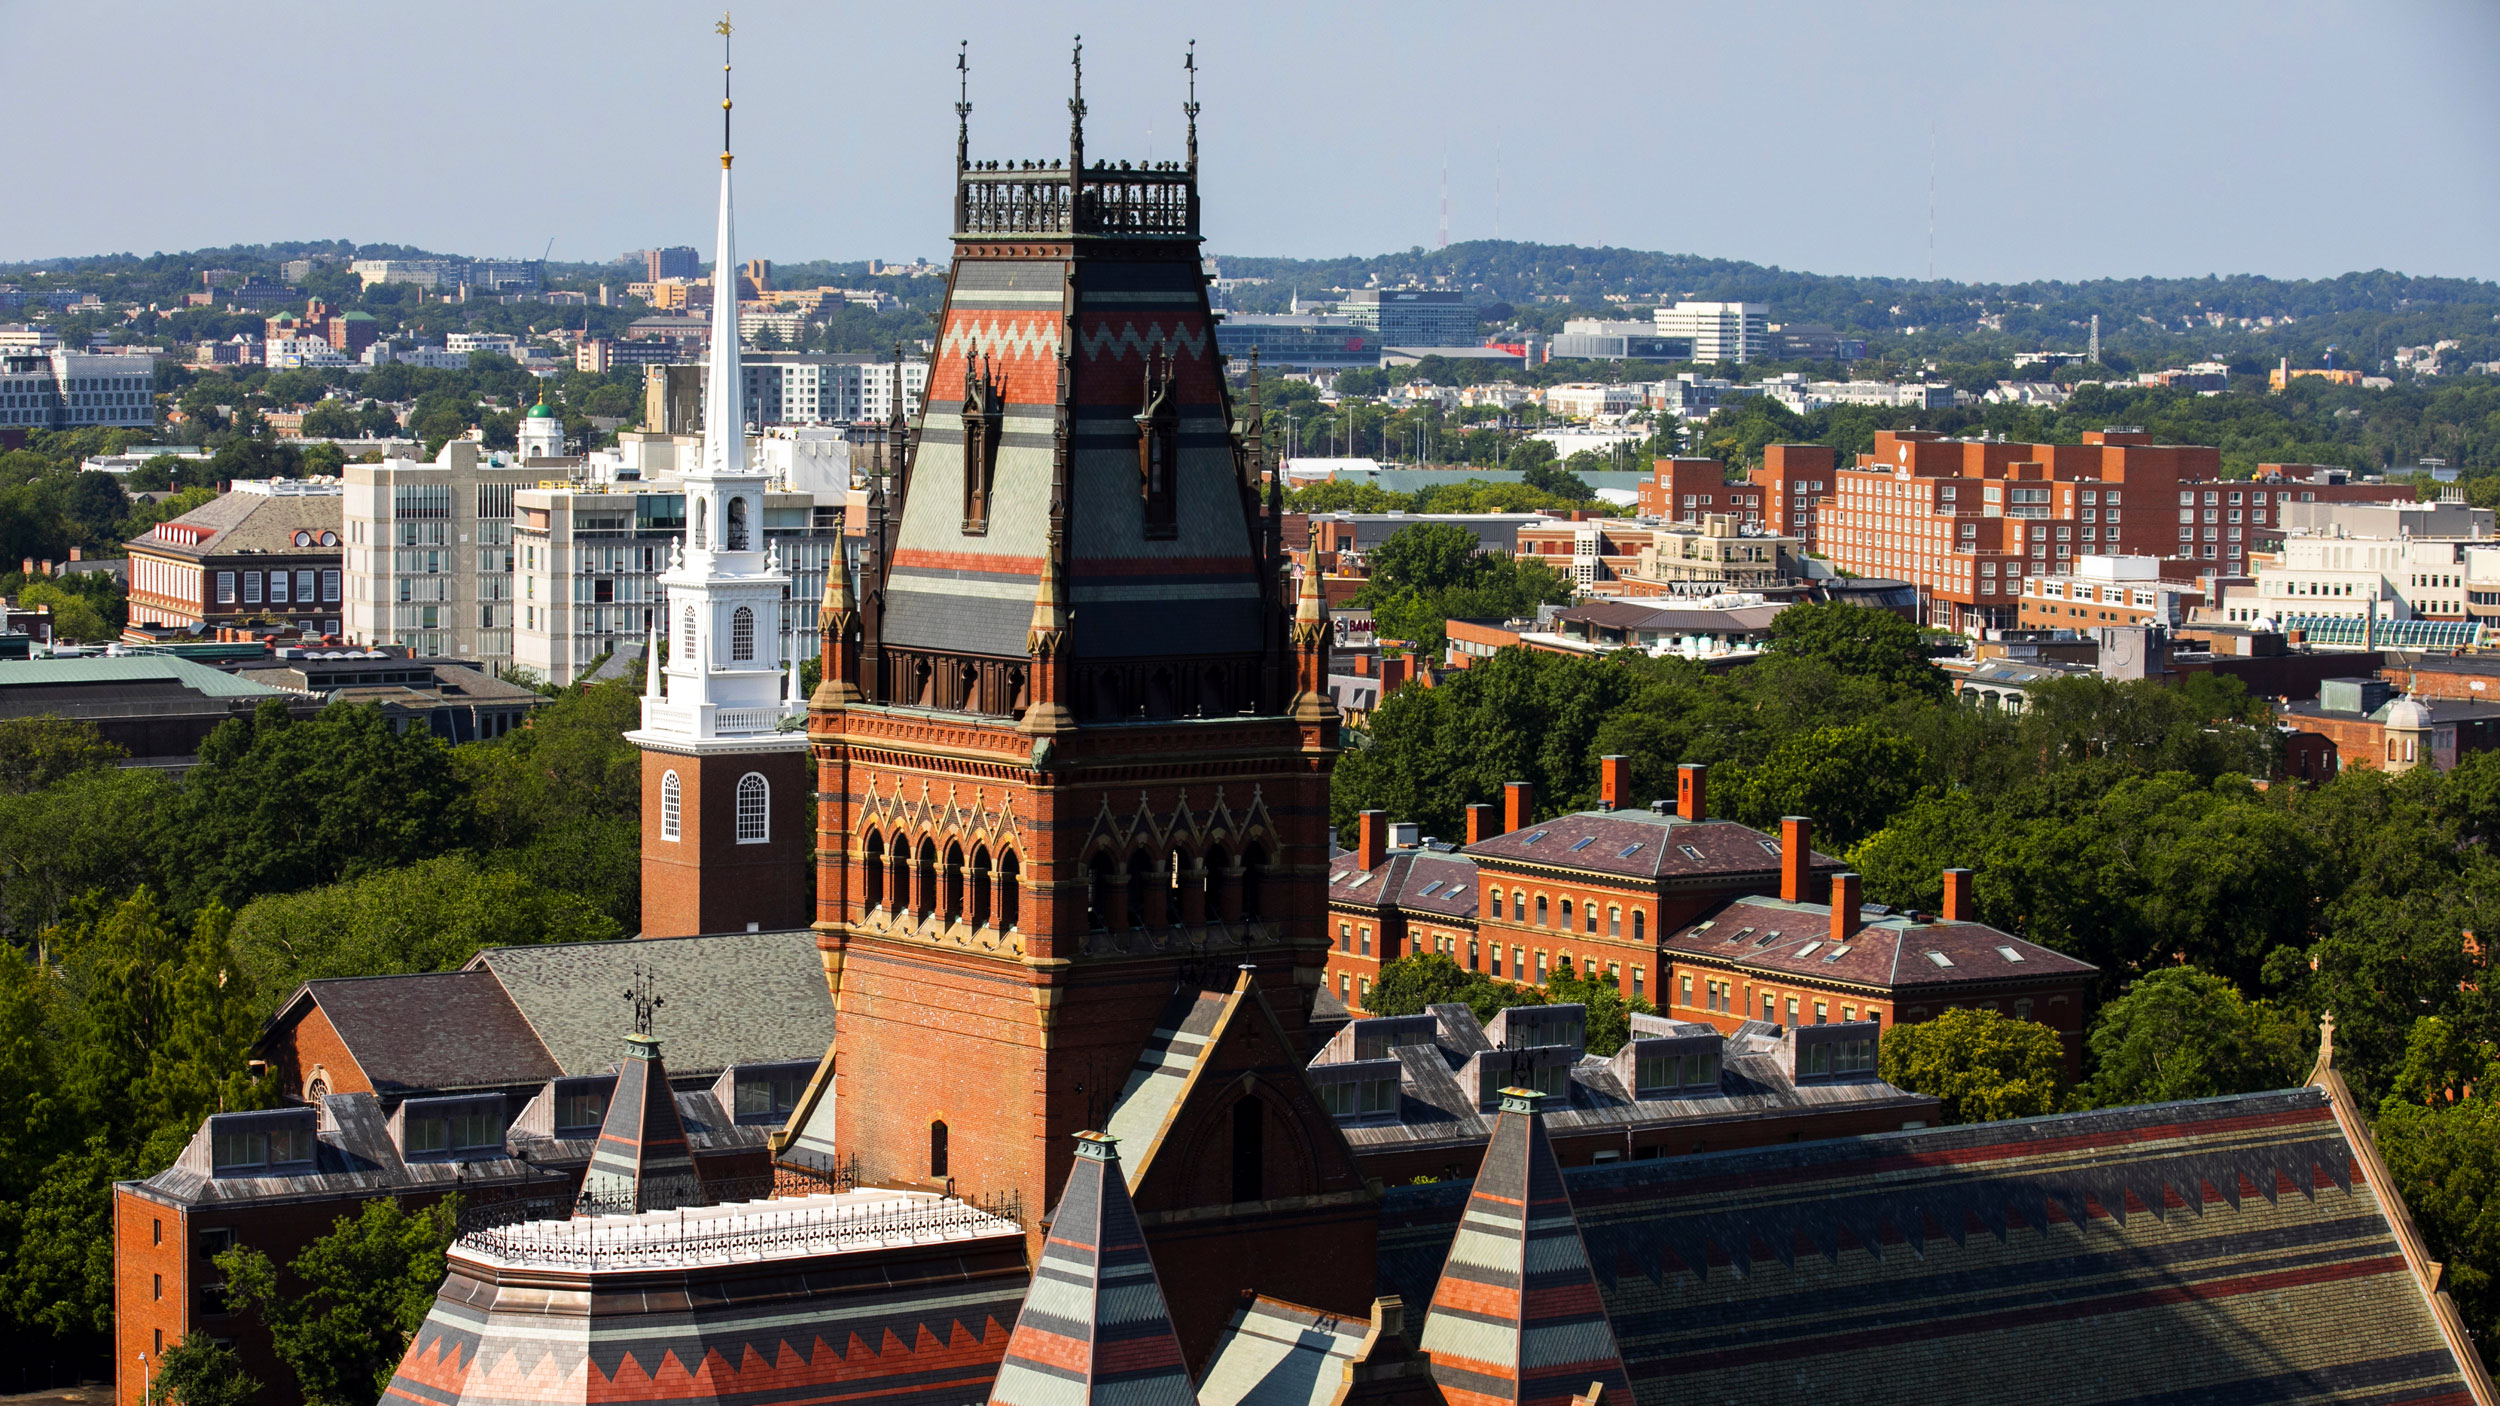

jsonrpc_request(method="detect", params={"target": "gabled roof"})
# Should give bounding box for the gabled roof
[274,969,559,1095]
[1378,1086,2497,1406]
[123,488,340,560]
[1329,848,1480,920]
[467,928,831,1079]
[988,1132,1196,1406]
[1661,895,2097,991]
[1462,809,1836,886]
[1199,1297,1373,1406]
[1416,1090,1631,1406]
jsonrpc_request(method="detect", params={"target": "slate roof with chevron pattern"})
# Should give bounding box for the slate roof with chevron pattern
[1417,1092,1633,1406]
[988,1132,1198,1406]
[1379,1087,2489,1406]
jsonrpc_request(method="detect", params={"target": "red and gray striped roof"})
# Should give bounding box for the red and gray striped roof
[989,1131,1197,1406]
[1417,1090,1631,1406]
[579,1032,704,1212]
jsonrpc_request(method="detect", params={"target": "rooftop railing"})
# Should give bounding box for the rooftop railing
[956,162,1197,239]
[455,1187,1025,1271]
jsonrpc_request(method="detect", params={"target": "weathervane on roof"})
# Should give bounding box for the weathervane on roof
[624,965,666,1036]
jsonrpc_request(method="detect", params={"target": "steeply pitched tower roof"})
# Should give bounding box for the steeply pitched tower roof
[1418,1090,1630,1406]
[988,1131,1197,1406]
[578,1032,706,1213]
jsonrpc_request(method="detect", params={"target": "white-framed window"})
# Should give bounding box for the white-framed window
[731,606,755,661]
[215,571,236,604]
[321,569,340,602]
[735,772,769,843]
[660,770,682,841]
[244,571,263,604]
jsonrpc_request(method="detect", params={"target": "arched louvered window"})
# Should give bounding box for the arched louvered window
[735,772,768,843]
[660,771,682,842]
[731,606,755,661]
[693,498,709,549]
[679,607,696,664]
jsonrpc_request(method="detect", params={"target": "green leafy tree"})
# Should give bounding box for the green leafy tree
[1724,722,1928,849]
[1765,600,1946,700]
[1367,522,1488,596]
[1286,481,1413,514]
[217,1195,459,1406]
[1541,962,1656,1056]
[1876,1006,2066,1124]
[0,1136,127,1338]
[2081,965,2312,1107]
[1520,458,1595,501]
[2374,1020,2500,1365]
[455,680,644,928]
[0,764,170,941]
[0,715,123,794]
[232,854,620,1007]
[169,699,476,913]
[1367,953,1479,1014]
[150,1331,263,1406]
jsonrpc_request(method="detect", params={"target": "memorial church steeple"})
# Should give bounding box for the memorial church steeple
[628,14,812,939]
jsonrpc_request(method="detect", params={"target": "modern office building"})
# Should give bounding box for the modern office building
[342,440,545,664]
[684,352,929,428]
[1338,288,1476,348]
[642,246,701,282]
[1210,313,1378,371]
[0,350,156,430]
[1653,300,1769,364]
[1550,319,1693,361]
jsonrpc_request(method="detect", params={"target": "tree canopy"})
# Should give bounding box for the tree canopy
[1876,1007,2067,1124]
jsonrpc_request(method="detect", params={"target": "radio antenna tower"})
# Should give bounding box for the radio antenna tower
[1438,147,1450,250]
[1926,124,1936,282]
[1493,139,1503,241]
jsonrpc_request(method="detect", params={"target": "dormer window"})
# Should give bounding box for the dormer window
[1135,350,1178,538]
[398,1096,505,1159]
[962,352,1003,533]
[209,1110,317,1176]
[722,1060,815,1124]
[553,1078,612,1133]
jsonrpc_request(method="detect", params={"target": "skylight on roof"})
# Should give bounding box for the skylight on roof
[1348,873,1374,890]
[1760,839,1781,856]
[1822,945,1851,962]
[1925,950,1954,967]
[1756,930,1782,946]
[1795,941,1822,957]
[1724,926,1754,945]
[1678,844,1704,861]
[1618,843,1644,858]
[1417,881,1444,898]
[1996,946,2025,963]
[1568,836,1597,852]
[1524,830,1550,844]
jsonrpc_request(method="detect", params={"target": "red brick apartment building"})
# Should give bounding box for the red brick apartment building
[1749,443,1836,549]
[1819,429,2414,632]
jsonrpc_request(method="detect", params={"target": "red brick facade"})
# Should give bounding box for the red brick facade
[640,744,812,938]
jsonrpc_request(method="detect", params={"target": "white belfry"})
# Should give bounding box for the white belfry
[624,56,806,753]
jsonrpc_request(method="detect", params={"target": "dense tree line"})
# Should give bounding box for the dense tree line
[0,679,645,1374]
[1337,603,2495,1360]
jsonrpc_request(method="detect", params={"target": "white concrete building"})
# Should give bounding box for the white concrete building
[1653,302,1768,365]
[342,439,544,663]
[1,350,155,430]
[1544,383,1647,419]
[445,333,524,358]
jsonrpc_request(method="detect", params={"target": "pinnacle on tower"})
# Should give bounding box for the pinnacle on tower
[988,1132,1196,1406]
[578,1032,706,1215]
[1417,1089,1630,1406]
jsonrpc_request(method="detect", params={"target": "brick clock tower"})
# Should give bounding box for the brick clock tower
[628,76,810,939]
[807,44,1348,1261]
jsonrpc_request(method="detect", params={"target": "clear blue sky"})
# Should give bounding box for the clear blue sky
[7,0,2495,284]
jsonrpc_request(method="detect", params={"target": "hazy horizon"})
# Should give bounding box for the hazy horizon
[7,0,2495,285]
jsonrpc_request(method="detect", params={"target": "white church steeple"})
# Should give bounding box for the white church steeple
[627,14,803,751]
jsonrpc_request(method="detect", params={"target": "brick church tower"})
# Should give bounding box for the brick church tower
[629,53,811,938]
[806,44,1349,1274]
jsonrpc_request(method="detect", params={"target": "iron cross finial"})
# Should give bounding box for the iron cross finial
[624,966,666,1036]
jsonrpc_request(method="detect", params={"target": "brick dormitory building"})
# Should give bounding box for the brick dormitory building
[108,46,2500,1406]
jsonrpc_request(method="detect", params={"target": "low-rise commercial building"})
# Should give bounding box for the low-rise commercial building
[2016,555,2199,631]
[1550,321,1691,362]
[1652,301,1767,364]
[0,655,316,767]
[1625,516,1803,592]
[1210,313,1377,371]
[233,645,547,743]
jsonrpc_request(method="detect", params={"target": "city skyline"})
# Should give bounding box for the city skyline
[4,0,2495,285]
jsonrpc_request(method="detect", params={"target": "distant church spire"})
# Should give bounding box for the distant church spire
[703,11,746,480]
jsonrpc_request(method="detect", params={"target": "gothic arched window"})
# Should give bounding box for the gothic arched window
[731,606,755,661]
[1135,353,1178,539]
[735,772,769,843]
[660,770,682,841]
[962,354,1003,534]
[727,495,750,551]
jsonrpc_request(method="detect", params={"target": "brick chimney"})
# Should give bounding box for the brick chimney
[1941,867,1974,922]
[1600,755,1630,810]
[1780,816,1811,902]
[1504,781,1534,835]
[1677,763,1708,822]
[1357,809,1388,872]
[1830,872,1861,943]
[1382,654,1414,691]
[1465,803,1494,846]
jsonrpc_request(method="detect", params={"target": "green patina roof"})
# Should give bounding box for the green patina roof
[0,655,289,699]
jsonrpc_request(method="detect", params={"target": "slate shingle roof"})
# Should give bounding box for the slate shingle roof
[1330,848,1480,920]
[1662,896,2097,991]
[292,969,560,1095]
[469,928,832,1079]
[1461,809,1837,886]
[1377,1087,2493,1406]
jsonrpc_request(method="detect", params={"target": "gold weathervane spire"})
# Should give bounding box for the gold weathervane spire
[717,13,734,168]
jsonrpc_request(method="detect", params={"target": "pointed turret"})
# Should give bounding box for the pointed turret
[1417,1089,1630,1406]
[813,544,861,708]
[578,1031,705,1214]
[989,1131,1195,1406]
[1291,547,1334,724]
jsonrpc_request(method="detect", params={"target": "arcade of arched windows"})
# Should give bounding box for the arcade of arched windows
[862,650,1266,722]
[856,827,1022,935]
[1081,835,1272,935]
